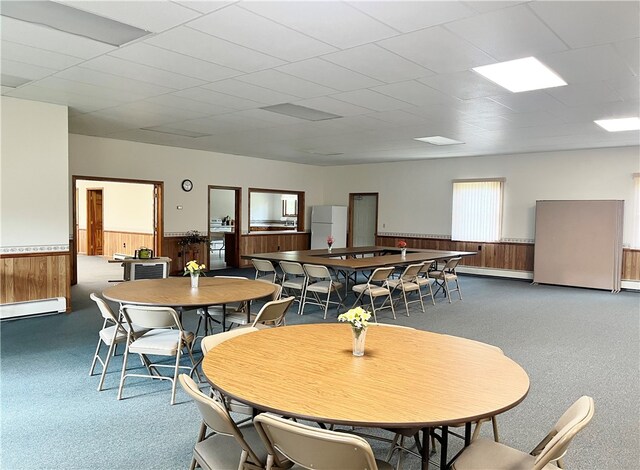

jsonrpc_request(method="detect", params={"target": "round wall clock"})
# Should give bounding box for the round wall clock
[181,179,193,192]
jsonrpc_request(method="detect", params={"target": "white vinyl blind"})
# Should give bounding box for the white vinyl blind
[452,180,504,242]
[633,174,640,248]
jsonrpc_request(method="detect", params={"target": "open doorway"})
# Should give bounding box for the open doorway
[208,185,241,270]
[72,176,163,285]
[348,193,378,247]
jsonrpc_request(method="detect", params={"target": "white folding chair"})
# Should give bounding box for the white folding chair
[386,263,426,316]
[118,305,197,405]
[251,258,281,285]
[301,264,344,319]
[351,266,397,322]
[416,260,437,306]
[429,257,463,303]
[279,261,308,315]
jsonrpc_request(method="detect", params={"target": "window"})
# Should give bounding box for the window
[633,174,640,248]
[451,179,504,242]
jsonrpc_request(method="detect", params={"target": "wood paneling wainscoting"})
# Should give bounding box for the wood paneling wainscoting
[77,229,87,254]
[162,237,208,276]
[240,232,311,268]
[103,231,154,258]
[376,236,640,281]
[0,251,71,311]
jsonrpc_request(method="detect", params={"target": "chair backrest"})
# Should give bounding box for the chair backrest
[303,264,332,280]
[201,327,259,355]
[121,305,182,330]
[254,412,379,470]
[178,374,264,466]
[400,263,424,281]
[418,260,436,275]
[443,257,462,272]
[532,396,595,470]
[280,261,305,276]
[368,266,396,283]
[252,259,276,274]
[89,293,119,323]
[252,296,295,327]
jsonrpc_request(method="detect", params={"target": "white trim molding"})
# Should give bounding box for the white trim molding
[0,244,69,255]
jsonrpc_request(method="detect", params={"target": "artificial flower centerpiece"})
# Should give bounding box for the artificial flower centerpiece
[397,240,407,257]
[338,306,372,356]
[327,235,335,252]
[184,260,207,288]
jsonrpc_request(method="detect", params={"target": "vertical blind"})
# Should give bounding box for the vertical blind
[452,180,503,242]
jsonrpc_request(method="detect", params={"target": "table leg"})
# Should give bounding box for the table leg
[440,426,448,469]
[421,427,431,470]
[464,422,471,447]
[246,300,251,325]
[222,304,227,332]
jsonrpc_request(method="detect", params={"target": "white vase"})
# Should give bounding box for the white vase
[190,273,199,289]
[328,244,332,253]
[352,327,367,357]
[401,248,406,258]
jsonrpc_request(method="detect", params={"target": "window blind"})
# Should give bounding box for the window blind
[452,180,503,242]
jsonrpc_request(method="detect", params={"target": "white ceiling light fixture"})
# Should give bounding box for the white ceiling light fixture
[260,103,342,121]
[0,1,150,46]
[414,136,465,146]
[0,74,31,88]
[594,117,640,132]
[472,57,567,93]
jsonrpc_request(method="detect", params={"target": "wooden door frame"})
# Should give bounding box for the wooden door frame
[208,185,242,268]
[86,188,103,256]
[348,193,379,248]
[72,175,164,286]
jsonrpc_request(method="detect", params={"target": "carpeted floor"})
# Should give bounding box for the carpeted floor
[1,255,639,469]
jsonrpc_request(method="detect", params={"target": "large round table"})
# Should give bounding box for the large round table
[103,277,276,331]
[203,323,529,469]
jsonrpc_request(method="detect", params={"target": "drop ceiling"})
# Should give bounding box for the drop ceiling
[1,0,638,166]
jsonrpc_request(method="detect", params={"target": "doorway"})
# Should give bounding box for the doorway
[348,193,378,247]
[208,185,241,270]
[72,176,164,285]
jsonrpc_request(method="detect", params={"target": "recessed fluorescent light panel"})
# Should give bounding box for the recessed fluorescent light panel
[414,136,465,146]
[594,117,640,132]
[473,57,567,93]
[0,1,150,46]
[261,103,342,121]
[1,74,31,88]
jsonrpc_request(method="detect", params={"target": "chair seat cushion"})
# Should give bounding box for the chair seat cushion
[282,279,305,290]
[129,329,194,355]
[451,438,559,470]
[193,422,267,470]
[306,280,342,293]
[387,280,420,291]
[99,323,148,345]
[226,312,256,325]
[352,284,390,297]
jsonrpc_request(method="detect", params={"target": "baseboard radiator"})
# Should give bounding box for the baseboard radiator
[0,297,66,320]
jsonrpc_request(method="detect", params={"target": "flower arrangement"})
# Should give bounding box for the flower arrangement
[178,230,209,247]
[327,235,335,247]
[184,260,207,277]
[338,306,371,332]
[397,240,407,248]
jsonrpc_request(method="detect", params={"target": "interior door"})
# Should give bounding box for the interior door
[350,193,378,247]
[87,189,104,256]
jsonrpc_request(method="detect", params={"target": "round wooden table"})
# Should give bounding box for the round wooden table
[203,324,529,469]
[103,277,276,331]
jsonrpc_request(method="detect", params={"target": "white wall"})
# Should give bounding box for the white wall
[76,180,154,233]
[69,134,325,234]
[0,97,68,250]
[209,188,235,222]
[323,147,640,245]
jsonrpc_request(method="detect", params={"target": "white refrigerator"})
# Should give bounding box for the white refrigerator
[311,205,348,249]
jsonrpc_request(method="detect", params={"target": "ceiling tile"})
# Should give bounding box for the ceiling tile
[80,55,205,89]
[0,16,115,59]
[331,89,414,112]
[172,87,263,110]
[59,0,201,33]
[202,79,300,105]
[145,26,284,72]
[235,70,337,98]
[488,90,567,114]
[109,42,241,82]
[545,81,623,107]
[605,76,640,101]
[529,1,640,49]
[349,1,475,33]
[418,70,508,100]
[322,44,433,83]
[541,44,634,84]
[613,38,640,75]
[1,41,84,70]
[502,111,567,128]
[275,59,383,91]
[144,94,235,115]
[240,1,398,49]
[53,67,175,96]
[35,76,151,103]
[377,26,495,73]
[293,96,374,117]
[373,80,458,107]
[445,4,568,60]
[69,113,133,135]
[172,1,237,14]
[187,5,336,61]
[5,84,118,113]
[463,1,528,14]
[1,59,57,81]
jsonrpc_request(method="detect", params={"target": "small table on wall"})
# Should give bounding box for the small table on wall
[103,277,277,332]
[202,324,530,470]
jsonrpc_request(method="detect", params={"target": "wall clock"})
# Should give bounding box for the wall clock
[181,179,193,192]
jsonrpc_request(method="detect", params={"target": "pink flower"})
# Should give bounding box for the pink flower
[327,235,335,245]
[397,240,407,248]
